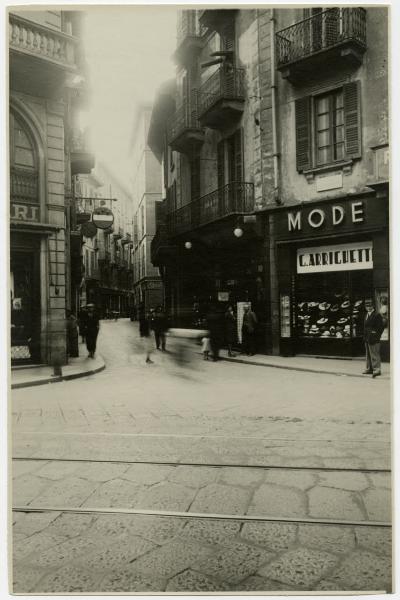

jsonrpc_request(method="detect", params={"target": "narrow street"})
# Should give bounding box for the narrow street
[12,319,391,593]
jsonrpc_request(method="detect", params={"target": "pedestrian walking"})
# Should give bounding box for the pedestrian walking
[201,336,211,360]
[241,304,257,356]
[224,304,237,357]
[363,298,385,378]
[153,305,168,351]
[206,304,224,361]
[66,310,79,357]
[138,303,153,364]
[85,304,100,358]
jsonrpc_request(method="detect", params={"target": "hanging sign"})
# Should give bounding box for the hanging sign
[297,241,373,274]
[93,207,114,230]
[81,221,97,238]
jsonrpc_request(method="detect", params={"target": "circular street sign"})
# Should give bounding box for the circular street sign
[93,207,114,230]
[81,221,97,238]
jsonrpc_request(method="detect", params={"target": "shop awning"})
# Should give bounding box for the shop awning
[10,221,61,236]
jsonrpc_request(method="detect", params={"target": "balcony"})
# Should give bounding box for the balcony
[70,130,95,175]
[174,10,205,66]
[9,13,79,96]
[167,96,204,154]
[197,66,245,129]
[121,233,132,245]
[198,9,237,34]
[167,181,254,237]
[276,8,367,84]
[10,167,38,204]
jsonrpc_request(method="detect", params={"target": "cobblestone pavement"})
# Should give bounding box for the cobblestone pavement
[11,319,392,593]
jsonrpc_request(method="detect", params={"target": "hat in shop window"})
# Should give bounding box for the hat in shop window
[308,301,319,309]
[329,325,336,333]
[344,324,351,333]
[318,302,331,311]
[334,291,344,299]
[298,302,307,309]
[352,309,360,316]
[341,300,351,309]
[86,303,95,308]
[330,304,339,312]
[317,317,329,325]
[303,315,311,321]
[337,317,349,325]
[298,315,304,321]
[354,300,364,308]
[321,330,331,337]
[336,331,344,338]
[309,324,320,334]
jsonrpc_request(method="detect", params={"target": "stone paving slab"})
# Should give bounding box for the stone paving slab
[12,461,391,523]
[12,512,392,593]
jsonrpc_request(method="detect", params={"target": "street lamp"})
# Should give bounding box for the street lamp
[184,241,192,250]
[233,227,243,238]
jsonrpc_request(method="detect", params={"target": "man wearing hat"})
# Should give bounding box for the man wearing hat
[363,298,385,377]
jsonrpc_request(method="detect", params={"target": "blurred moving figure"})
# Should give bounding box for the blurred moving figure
[85,304,100,358]
[78,307,87,343]
[201,335,211,360]
[138,302,153,364]
[153,305,169,351]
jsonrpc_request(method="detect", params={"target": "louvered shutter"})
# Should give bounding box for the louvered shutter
[343,81,361,159]
[234,128,244,181]
[295,96,312,171]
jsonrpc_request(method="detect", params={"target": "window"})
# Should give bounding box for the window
[315,89,344,165]
[9,112,38,204]
[295,81,361,172]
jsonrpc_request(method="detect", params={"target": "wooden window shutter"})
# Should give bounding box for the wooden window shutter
[295,96,312,172]
[343,81,361,159]
[234,128,244,181]
[217,140,225,188]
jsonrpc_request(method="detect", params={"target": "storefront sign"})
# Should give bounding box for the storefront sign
[297,241,373,274]
[93,207,114,230]
[10,203,39,222]
[288,201,364,232]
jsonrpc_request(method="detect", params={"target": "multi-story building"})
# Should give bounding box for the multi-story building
[72,163,134,317]
[151,7,389,360]
[271,6,389,359]
[9,9,94,366]
[130,105,164,314]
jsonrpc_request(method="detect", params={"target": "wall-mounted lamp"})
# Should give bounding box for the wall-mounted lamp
[233,227,244,238]
[184,241,192,250]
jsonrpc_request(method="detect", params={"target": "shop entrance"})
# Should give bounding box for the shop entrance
[295,269,373,357]
[10,251,41,363]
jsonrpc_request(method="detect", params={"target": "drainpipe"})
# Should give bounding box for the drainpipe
[269,9,280,354]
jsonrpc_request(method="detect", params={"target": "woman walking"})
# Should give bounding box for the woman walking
[138,303,153,364]
[85,304,100,358]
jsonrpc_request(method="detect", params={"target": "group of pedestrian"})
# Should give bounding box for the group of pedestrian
[202,303,258,362]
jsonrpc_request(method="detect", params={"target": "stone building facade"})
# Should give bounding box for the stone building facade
[150,7,389,359]
[9,9,94,365]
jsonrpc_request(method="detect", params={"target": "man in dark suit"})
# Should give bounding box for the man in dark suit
[363,298,385,378]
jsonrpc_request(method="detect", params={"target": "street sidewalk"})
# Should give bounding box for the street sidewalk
[218,349,390,380]
[11,343,105,389]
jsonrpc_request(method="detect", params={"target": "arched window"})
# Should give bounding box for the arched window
[9,112,39,204]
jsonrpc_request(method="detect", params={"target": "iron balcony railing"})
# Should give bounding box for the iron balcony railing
[197,66,245,117]
[167,95,202,143]
[10,167,38,204]
[167,181,254,235]
[276,7,367,68]
[9,12,78,69]
[177,10,205,45]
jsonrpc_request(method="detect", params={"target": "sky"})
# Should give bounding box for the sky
[82,6,177,188]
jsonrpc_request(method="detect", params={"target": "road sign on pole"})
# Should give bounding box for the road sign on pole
[92,207,114,230]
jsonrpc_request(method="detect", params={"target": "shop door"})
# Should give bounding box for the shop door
[10,251,41,363]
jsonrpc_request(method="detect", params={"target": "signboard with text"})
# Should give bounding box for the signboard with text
[297,241,373,274]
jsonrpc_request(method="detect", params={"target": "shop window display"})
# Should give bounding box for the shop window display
[295,271,373,340]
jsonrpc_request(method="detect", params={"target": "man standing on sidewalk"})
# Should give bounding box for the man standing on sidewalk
[363,298,385,378]
[85,304,100,359]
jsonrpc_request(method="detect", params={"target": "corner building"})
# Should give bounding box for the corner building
[9,9,92,365]
[150,9,276,347]
[271,6,389,359]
